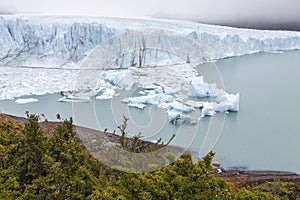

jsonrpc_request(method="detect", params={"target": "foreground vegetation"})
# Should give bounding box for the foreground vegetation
[0,113,298,199]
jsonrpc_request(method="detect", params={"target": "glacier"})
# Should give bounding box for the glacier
[1,15,300,67]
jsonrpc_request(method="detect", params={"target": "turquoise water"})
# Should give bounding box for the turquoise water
[1,50,300,173]
[212,50,300,173]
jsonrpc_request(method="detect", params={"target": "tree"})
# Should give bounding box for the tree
[17,112,47,187]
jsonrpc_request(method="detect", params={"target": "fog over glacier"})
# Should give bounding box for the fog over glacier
[1,0,300,30]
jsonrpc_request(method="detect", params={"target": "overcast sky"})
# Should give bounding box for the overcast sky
[1,0,300,30]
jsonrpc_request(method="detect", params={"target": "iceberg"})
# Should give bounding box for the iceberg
[95,88,117,100]
[101,70,135,90]
[198,92,240,117]
[167,109,199,125]
[15,98,38,104]
[167,101,194,113]
[142,83,160,90]
[167,109,182,122]
[214,102,232,113]
[217,92,240,112]
[122,94,160,105]
[58,96,91,103]
[201,102,216,117]
[185,100,204,109]
[162,86,177,95]
[127,103,146,109]
[189,76,217,98]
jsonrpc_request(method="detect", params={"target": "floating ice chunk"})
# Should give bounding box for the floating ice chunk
[228,93,240,112]
[201,102,216,117]
[214,102,232,112]
[159,95,174,104]
[185,100,204,109]
[198,92,240,117]
[189,76,216,98]
[58,96,91,102]
[167,109,199,125]
[167,109,181,122]
[157,101,170,109]
[95,88,116,100]
[58,97,67,102]
[15,98,38,104]
[217,92,240,112]
[95,95,112,100]
[122,94,160,105]
[208,84,218,97]
[197,92,239,116]
[180,116,200,125]
[101,70,135,90]
[138,91,147,95]
[168,101,194,113]
[163,86,177,95]
[128,103,146,109]
[147,90,157,95]
[101,71,123,84]
[216,90,229,103]
[142,83,158,90]
[58,91,91,102]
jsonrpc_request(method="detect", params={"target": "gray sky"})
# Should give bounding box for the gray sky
[1,0,300,30]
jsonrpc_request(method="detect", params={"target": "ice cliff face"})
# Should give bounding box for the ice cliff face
[1,15,300,67]
[0,16,115,67]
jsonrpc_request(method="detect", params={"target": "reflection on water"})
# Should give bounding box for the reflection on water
[1,50,300,173]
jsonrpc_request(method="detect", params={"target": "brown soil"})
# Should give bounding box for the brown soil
[1,113,183,154]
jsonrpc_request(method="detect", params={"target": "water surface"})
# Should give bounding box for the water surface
[1,50,300,173]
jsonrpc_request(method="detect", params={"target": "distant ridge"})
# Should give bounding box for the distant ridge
[153,12,300,32]
[0,7,16,15]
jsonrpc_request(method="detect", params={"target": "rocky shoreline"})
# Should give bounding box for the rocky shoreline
[217,170,300,193]
[2,113,300,192]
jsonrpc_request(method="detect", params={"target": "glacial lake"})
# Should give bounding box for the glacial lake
[1,50,300,173]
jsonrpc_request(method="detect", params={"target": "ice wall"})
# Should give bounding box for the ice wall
[1,15,300,67]
[0,16,115,67]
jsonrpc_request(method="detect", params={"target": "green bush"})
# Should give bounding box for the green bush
[0,113,298,199]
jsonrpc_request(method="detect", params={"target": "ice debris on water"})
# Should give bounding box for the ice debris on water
[93,63,239,125]
[15,98,38,104]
